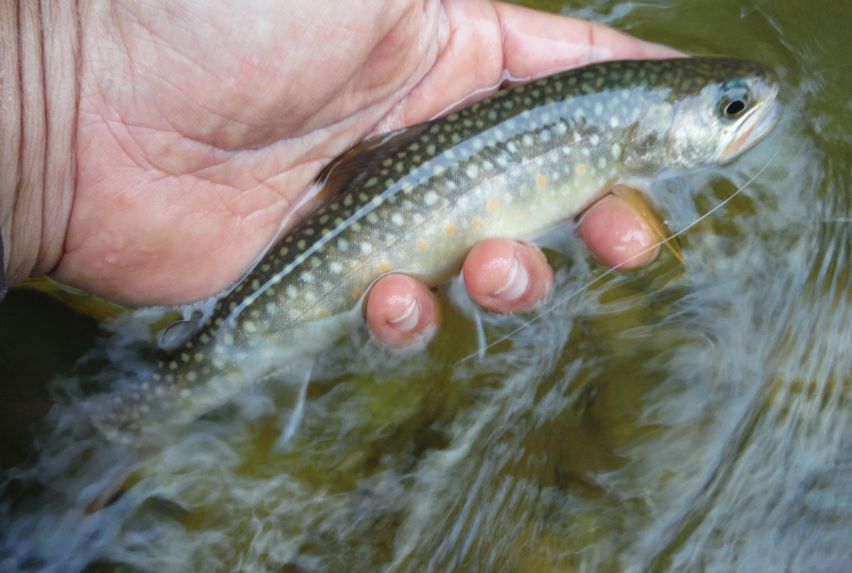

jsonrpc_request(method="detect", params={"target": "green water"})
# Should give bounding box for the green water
[1,1,850,571]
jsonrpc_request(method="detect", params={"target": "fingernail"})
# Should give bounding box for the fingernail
[388,297,421,332]
[492,257,529,301]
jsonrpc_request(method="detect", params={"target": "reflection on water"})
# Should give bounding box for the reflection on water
[1,1,850,571]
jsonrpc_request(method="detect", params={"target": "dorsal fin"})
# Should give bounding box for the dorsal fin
[314,121,431,198]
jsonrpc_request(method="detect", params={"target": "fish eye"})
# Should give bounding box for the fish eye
[718,82,751,120]
[725,99,747,116]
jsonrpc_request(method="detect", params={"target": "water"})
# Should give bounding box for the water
[1,1,850,571]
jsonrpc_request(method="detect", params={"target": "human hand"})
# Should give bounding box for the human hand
[2,0,679,347]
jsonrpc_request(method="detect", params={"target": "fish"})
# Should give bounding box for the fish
[83,57,780,444]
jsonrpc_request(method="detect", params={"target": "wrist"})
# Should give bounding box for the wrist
[0,1,80,286]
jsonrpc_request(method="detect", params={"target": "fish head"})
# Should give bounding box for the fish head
[624,58,780,174]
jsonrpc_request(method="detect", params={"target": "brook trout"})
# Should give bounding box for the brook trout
[86,58,779,443]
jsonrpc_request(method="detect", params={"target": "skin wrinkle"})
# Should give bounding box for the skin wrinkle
[6,0,23,277]
[42,2,81,270]
[492,0,509,68]
[586,16,596,64]
[38,2,49,268]
[15,1,46,285]
[370,2,450,133]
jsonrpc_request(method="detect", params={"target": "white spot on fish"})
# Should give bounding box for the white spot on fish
[361,242,373,254]
[465,164,480,179]
[425,191,440,205]
[286,285,298,298]
[610,116,620,128]
[611,143,622,158]
[590,134,600,146]
[594,102,603,116]
[391,213,404,225]
[338,238,349,252]
[330,261,343,273]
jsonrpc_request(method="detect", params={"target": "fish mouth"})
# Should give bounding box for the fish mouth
[719,91,780,163]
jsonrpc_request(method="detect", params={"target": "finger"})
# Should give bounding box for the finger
[365,273,440,349]
[493,1,685,78]
[463,238,553,313]
[388,0,683,127]
[578,194,659,270]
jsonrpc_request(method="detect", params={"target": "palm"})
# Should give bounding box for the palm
[58,0,673,305]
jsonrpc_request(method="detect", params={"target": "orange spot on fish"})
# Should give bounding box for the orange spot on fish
[379,261,392,274]
[316,310,329,318]
[444,223,457,236]
[487,199,501,213]
[473,218,483,230]
[417,239,429,252]
[575,163,586,176]
[535,174,547,189]
[352,287,363,299]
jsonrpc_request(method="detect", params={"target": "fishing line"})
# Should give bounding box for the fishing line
[456,145,781,365]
